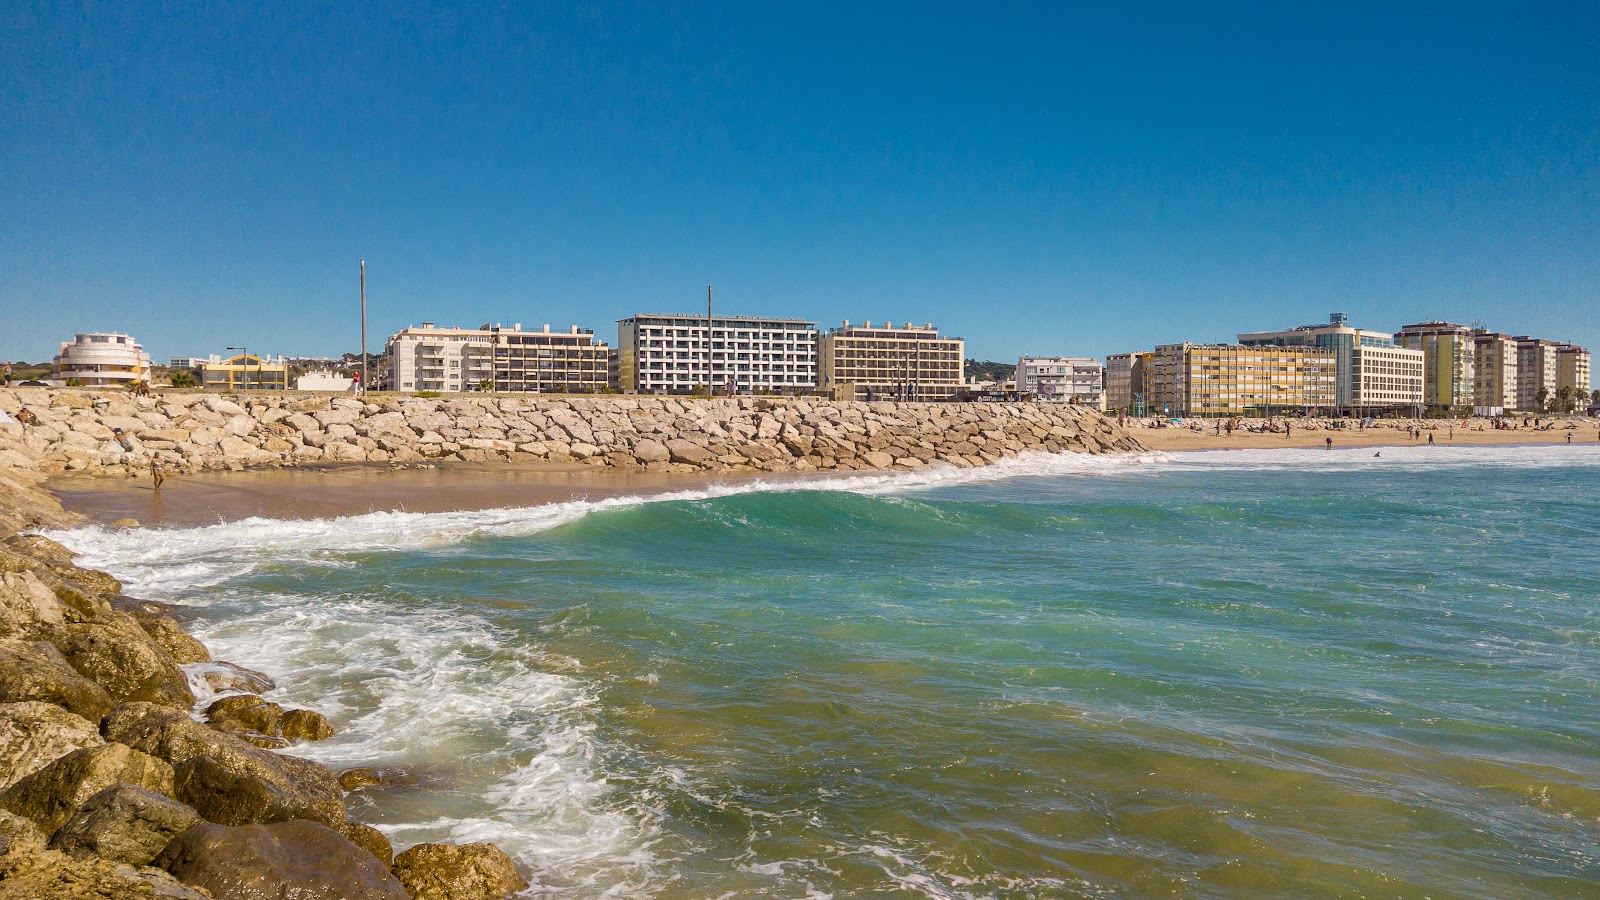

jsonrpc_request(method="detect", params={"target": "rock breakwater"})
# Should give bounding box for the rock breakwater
[0,388,1144,477]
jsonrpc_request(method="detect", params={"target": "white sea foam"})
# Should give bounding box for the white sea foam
[42,451,1170,593]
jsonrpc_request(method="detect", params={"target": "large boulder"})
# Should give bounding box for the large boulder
[108,601,209,665]
[205,695,334,745]
[155,820,409,899]
[0,742,174,833]
[390,842,528,900]
[174,754,337,827]
[0,639,115,721]
[0,701,104,791]
[102,703,345,828]
[194,660,275,695]
[48,783,202,866]
[55,618,195,708]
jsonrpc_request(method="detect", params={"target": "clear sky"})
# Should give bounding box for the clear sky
[3,2,1597,370]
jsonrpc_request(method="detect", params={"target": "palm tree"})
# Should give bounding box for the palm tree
[1536,386,1550,412]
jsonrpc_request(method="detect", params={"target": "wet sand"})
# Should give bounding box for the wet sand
[1134,422,1600,451]
[49,460,792,527]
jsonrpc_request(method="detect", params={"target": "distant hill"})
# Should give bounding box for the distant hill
[964,359,1015,382]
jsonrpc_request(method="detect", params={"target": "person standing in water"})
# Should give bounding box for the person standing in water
[150,455,165,489]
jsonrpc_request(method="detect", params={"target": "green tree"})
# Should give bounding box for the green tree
[169,370,197,388]
[1535,385,1550,412]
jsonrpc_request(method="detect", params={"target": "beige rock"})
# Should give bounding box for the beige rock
[390,841,528,900]
[0,742,175,833]
[0,702,104,791]
[0,639,115,721]
[49,783,202,867]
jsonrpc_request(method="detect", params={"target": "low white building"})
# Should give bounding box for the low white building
[1016,356,1104,407]
[385,322,609,393]
[296,371,354,392]
[54,332,153,388]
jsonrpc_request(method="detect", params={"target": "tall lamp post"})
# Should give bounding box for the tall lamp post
[225,346,248,391]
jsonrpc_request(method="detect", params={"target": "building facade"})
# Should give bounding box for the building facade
[1471,332,1519,412]
[1239,313,1421,412]
[1015,356,1104,407]
[1396,322,1476,413]
[1514,337,1560,412]
[53,332,153,388]
[1103,352,1149,414]
[616,314,818,395]
[199,354,289,391]
[1348,343,1425,412]
[818,321,964,401]
[1556,344,1591,404]
[1147,343,1337,417]
[385,323,609,394]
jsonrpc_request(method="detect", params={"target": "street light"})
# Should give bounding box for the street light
[225,346,248,391]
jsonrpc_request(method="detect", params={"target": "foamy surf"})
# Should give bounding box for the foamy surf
[43,451,1169,593]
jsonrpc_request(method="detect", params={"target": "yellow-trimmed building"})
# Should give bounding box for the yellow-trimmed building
[1147,343,1336,417]
[818,321,964,401]
[199,354,288,391]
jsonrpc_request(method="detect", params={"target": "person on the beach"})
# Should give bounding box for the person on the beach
[350,372,362,395]
[113,428,134,453]
[15,406,36,429]
[150,455,165,489]
[1,362,10,386]
[1428,432,1434,445]
[1325,436,1332,450]
[1567,433,1572,444]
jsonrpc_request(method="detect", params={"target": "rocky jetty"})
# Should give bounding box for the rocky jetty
[0,466,526,897]
[0,388,1144,477]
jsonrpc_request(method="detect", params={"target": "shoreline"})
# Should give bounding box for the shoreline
[47,458,810,528]
[1131,420,1598,452]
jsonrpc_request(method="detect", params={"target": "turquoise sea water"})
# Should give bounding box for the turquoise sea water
[54,445,1600,898]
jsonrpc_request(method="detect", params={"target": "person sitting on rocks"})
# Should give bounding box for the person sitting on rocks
[15,406,36,429]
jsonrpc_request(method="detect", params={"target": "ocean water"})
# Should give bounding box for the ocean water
[50,445,1600,899]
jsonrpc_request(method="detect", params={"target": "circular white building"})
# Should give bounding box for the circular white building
[53,332,153,388]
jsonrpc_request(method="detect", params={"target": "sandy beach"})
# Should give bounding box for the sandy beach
[48,459,797,527]
[1131,419,1600,451]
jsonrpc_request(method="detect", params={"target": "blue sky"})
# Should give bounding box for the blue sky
[3,2,1597,370]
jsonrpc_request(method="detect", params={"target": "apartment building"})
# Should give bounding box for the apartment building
[1147,343,1336,417]
[384,323,608,394]
[1396,322,1476,413]
[53,332,153,388]
[616,314,818,395]
[1103,352,1149,414]
[1239,313,1422,412]
[1015,356,1104,407]
[1471,332,1519,412]
[1557,344,1591,402]
[818,321,964,401]
[1513,337,1559,412]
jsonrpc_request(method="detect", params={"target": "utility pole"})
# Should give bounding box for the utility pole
[359,259,368,392]
[706,284,713,396]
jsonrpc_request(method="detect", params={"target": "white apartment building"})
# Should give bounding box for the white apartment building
[1016,356,1104,407]
[1349,343,1424,412]
[53,332,153,388]
[616,314,818,395]
[818,321,964,401]
[385,323,609,393]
